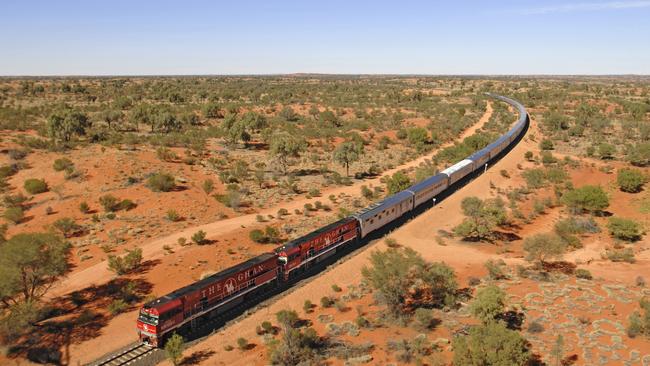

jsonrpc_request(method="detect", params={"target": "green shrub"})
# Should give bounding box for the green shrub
[617,168,647,193]
[540,139,554,150]
[53,158,74,172]
[607,217,643,241]
[24,178,48,194]
[146,172,176,192]
[236,337,248,350]
[108,299,128,315]
[469,285,506,324]
[627,311,643,338]
[561,185,609,214]
[107,248,143,275]
[250,229,266,243]
[331,284,342,292]
[413,308,434,330]
[575,269,593,280]
[202,179,214,194]
[191,230,207,245]
[303,300,313,313]
[79,201,90,214]
[166,209,181,222]
[605,248,635,263]
[0,164,18,179]
[116,199,136,211]
[3,207,24,224]
[320,296,334,308]
[99,194,119,212]
[52,217,80,238]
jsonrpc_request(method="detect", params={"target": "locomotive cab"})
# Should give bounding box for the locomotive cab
[137,297,183,347]
[137,306,160,346]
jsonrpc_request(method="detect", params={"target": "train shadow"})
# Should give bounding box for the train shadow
[6,278,153,365]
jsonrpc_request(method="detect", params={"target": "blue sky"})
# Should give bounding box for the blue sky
[1,0,649,75]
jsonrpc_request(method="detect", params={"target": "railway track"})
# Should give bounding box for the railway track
[88,343,156,366]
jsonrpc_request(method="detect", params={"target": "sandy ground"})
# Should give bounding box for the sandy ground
[49,102,495,300]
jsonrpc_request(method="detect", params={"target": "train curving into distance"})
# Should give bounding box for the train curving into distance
[136,93,529,346]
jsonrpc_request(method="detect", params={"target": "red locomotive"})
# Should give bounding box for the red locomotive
[137,218,360,346]
[275,217,359,279]
[137,253,279,346]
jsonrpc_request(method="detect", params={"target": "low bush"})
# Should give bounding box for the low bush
[166,209,181,222]
[575,268,593,280]
[108,299,128,315]
[191,230,207,245]
[3,207,24,224]
[24,178,48,194]
[604,248,635,263]
[607,217,643,241]
[79,201,90,214]
[146,172,176,192]
[617,168,647,193]
[53,158,74,172]
[99,194,119,212]
[321,296,334,308]
[107,248,143,275]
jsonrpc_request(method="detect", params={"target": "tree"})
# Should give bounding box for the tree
[269,133,307,174]
[361,247,456,316]
[617,168,647,193]
[470,285,506,324]
[452,321,530,366]
[164,333,184,366]
[0,233,70,307]
[454,197,507,241]
[279,106,299,122]
[523,233,566,266]
[268,309,320,365]
[319,110,340,127]
[561,185,609,214]
[47,108,91,143]
[607,217,643,241]
[129,104,154,131]
[385,171,412,195]
[98,109,122,130]
[406,127,430,152]
[202,102,222,119]
[333,141,363,176]
[154,111,181,133]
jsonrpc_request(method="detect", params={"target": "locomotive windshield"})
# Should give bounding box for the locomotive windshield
[138,310,158,325]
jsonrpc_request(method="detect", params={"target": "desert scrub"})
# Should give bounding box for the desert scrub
[146,172,176,192]
[607,217,644,242]
[23,178,48,194]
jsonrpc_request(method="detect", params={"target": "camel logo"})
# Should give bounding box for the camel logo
[224,278,237,294]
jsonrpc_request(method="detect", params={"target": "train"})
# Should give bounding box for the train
[136,93,529,346]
